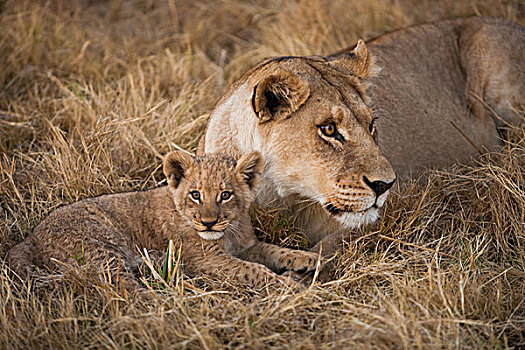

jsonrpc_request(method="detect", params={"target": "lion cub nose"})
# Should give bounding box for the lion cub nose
[363,176,395,197]
[201,218,218,230]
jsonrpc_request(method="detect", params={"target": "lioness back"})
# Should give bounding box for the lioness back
[363,17,524,177]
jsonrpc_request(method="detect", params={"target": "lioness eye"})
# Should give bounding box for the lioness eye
[220,191,232,202]
[189,191,200,201]
[369,118,377,138]
[319,123,345,143]
[320,123,336,137]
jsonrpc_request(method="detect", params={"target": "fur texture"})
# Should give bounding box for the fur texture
[7,152,319,290]
[202,17,524,257]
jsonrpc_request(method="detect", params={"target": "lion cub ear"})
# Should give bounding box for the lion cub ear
[252,70,310,123]
[235,151,264,190]
[163,151,195,189]
[328,40,379,80]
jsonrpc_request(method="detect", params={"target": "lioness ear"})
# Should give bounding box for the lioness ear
[235,151,264,190]
[328,40,379,79]
[252,70,310,123]
[163,151,195,189]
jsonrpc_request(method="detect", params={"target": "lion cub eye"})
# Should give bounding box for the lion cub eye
[189,191,201,202]
[319,123,336,137]
[219,191,233,202]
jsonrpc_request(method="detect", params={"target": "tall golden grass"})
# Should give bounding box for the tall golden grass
[1,0,524,348]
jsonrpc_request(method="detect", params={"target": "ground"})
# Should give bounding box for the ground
[0,0,524,348]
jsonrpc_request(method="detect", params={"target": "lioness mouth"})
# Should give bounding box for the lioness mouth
[325,203,345,215]
[325,203,378,215]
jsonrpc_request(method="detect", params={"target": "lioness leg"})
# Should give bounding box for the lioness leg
[308,229,351,282]
[239,241,319,274]
[460,18,525,127]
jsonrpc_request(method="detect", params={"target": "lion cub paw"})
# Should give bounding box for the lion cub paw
[277,250,319,274]
[278,271,307,291]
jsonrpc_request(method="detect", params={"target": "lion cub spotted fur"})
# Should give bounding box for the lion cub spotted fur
[7,151,318,290]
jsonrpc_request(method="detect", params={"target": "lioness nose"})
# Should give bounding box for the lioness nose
[201,218,218,229]
[363,176,395,197]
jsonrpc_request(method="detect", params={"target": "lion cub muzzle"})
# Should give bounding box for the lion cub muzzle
[194,202,229,240]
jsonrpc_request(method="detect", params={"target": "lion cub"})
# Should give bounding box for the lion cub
[7,151,318,290]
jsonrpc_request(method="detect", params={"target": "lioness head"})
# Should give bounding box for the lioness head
[206,40,396,229]
[163,151,263,240]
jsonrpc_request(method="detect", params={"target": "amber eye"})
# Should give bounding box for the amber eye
[220,191,232,202]
[189,191,200,201]
[369,118,377,138]
[320,123,336,137]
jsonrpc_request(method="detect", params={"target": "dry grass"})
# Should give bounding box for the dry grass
[1,0,524,348]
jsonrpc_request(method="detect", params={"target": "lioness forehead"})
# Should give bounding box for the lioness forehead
[272,59,371,115]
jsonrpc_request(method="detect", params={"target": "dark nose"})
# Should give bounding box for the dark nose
[201,218,218,229]
[363,176,395,197]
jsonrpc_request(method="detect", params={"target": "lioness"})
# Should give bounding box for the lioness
[7,151,318,290]
[202,17,524,254]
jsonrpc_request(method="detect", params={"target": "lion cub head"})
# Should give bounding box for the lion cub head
[163,151,263,240]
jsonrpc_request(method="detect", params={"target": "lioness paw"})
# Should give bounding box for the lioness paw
[277,250,319,274]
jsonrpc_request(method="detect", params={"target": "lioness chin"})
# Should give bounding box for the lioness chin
[8,152,318,291]
[202,17,524,262]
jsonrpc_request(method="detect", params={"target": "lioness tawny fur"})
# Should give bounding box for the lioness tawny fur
[202,17,524,254]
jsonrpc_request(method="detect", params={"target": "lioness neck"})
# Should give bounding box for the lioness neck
[205,81,261,157]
